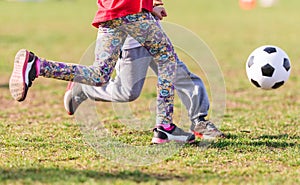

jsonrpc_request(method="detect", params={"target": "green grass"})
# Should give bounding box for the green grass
[1,0,300,184]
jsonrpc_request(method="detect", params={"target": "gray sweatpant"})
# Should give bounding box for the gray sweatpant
[82,46,209,121]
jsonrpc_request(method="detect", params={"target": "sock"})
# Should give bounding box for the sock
[198,116,206,121]
[156,123,174,131]
[35,57,40,77]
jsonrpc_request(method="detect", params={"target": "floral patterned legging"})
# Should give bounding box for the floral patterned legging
[39,11,179,125]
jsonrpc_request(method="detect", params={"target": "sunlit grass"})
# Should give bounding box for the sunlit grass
[0,0,300,184]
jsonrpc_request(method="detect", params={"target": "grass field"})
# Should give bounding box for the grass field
[1,0,300,184]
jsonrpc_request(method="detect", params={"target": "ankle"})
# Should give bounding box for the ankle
[192,116,206,123]
[190,116,206,130]
[35,57,40,77]
[198,116,206,122]
[156,123,174,130]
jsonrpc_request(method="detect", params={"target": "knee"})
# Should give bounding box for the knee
[114,91,140,102]
[127,90,141,102]
[125,81,144,101]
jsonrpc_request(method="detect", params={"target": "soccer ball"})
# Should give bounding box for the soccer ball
[246,45,291,90]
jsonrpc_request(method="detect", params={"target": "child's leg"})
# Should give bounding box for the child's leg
[39,26,127,87]
[174,60,210,120]
[10,22,128,102]
[148,60,210,121]
[117,12,178,125]
[70,46,210,119]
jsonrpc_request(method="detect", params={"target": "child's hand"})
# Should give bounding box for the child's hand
[153,0,164,7]
[152,6,167,20]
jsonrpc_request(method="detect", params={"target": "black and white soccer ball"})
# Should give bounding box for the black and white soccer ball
[246,45,291,90]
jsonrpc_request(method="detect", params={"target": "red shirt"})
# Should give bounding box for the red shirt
[92,0,153,28]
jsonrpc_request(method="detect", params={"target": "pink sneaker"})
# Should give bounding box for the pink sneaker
[9,49,39,101]
[151,123,195,144]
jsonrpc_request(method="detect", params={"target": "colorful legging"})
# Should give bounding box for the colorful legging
[39,11,179,125]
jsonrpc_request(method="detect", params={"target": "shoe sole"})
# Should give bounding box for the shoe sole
[192,131,225,139]
[152,128,195,144]
[9,49,29,101]
[151,138,195,144]
[64,89,73,115]
[64,82,75,115]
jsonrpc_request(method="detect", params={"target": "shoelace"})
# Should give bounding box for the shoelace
[205,121,218,130]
